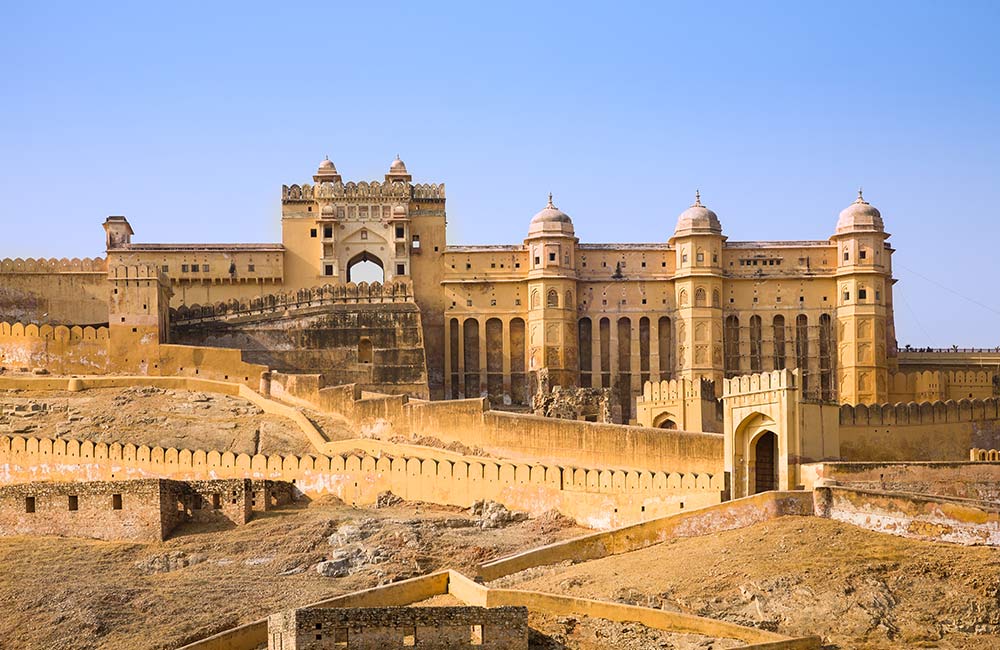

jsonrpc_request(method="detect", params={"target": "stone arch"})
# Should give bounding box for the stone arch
[546,289,559,308]
[358,337,373,364]
[345,251,384,284]
[732,411,780,497]
[652,412,678,429]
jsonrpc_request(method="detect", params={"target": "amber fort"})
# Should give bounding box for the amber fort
[2,155,999,649]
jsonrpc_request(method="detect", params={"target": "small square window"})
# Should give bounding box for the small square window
[466,263,472,270]
[534,257,540,265]
[875,290,881,302]
[548,252,556,262]
[202,264,209,272]
[360,230,368,240]
[248,264,255,272]
[310,228,317,238]
[641,298,647,304]
[661,261,666,267]
[25,496,35,513]
[514,298,521,306]
[397,264,405,275]
[490,263,496,268]
[395,226,405,238]
[858,288,867,300]
[490,299,496,306]
[515,262,520,268]
[466,299,472,307]
[682,254,688,263]
[161,265,169,272]
[412,235,421,249]
[191,264,200,272]
[753,297,758,303]
[112,494,122,510]
[68,495,78,511]
[324,226,333,238]
[696,253,704,262]
[799,296,805,302]
[713,254,718,263]
[641,261,646,267]
[860,250,867,259]
[843,251,849,261]
[181,264,189,273]
[325,265,334,276]
[843,291,850,301]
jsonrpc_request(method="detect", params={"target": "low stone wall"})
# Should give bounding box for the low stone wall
[801,461,1000,502]
[268,606,528,649]
[479,490,814,581]
[813,485,1000,546]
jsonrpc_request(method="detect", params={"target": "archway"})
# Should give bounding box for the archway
[346,251,384,284]
[652,412,678,430]
[358,337,373,364]
[752,431,778,493]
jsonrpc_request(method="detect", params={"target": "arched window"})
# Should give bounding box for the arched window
[358,337,373,364]
[796,314,810,393]
[749,315,762,372]
[695,288,706,307]
[530,290,540,309]
[546,289,559,308]
[724,315,740,375]
[679,289,689,306]
[772,315,786,369]
[712,289,721,307]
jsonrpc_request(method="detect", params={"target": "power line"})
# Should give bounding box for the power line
[896,262,1000,319]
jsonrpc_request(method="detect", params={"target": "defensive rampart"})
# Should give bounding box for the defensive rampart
[0,432,723,529]
[0,257,108,325]
[270,372,725,474]
[0,322,110,373]
[838,398,1000,461]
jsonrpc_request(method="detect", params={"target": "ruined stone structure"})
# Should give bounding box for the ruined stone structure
[0,477,281,542]
[267,606,528,650]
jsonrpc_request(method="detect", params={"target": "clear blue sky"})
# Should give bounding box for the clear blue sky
[2,1,998,347]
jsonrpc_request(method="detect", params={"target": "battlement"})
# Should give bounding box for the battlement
[840,398,1000,426]
[282,181,445,203]
[169,280,414,324]
[639,377,714,402]
[0,257,106,273]
[108,263,168,282]
[722,369,797,397]
[0,322,109,340]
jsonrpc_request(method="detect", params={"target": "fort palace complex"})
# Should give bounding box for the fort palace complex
[3,155,1000,648]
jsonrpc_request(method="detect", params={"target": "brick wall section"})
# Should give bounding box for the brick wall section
[0,478,170,542]
[0,477,289,541]
[267,606,528,650]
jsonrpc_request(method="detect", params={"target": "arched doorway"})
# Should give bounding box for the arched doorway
[753,431,778,493]
[652,413,678,430]
[358,337,373,364]
[345,251,384,284]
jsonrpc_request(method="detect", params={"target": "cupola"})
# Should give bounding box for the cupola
[527,193,575,237]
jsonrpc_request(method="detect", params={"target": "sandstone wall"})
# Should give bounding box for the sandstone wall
[0,257,108,325]
[0,433,723,529]
[801,461,1000,501]
[269,606,528,650]
[0,322,110,374]
[0,478,172,541]
[270,373,726,475]
[813,485,1000,546]
[839,399,1000,461]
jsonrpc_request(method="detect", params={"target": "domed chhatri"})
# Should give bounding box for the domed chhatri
[673,190,722,236]
[313,156,342,183]
[389,155,408,174]
[528,193,575,237]
[385,154,412,182]
[836,188,884,234]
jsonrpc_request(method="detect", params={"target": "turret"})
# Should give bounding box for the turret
[832,189,893,403]
[669,191,726,392]
[524,194,579,391]
[103,216,133,250]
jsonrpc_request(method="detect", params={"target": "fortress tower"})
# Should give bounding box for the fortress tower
[832,191,894,404]
[525,195,580,391]
[669,192,726,392]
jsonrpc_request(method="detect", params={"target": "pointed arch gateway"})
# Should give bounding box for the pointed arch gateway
[345,251,385,284]
[732,411,780,495]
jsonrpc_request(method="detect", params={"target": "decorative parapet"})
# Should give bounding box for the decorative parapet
[721,369,796,398]
[169,280,415,324]
[281,180,445,202]
[971,448,1000,461]
[0,322,109,340]
[0,257,107,273]
[840,397,1000,426]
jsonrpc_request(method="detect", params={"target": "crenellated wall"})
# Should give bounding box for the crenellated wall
[0,433,724,529]
[0,257,108,325]
[269,372,725,475]
[888,369,997,403]
[838,398,1000,461]
[0,322,110,373]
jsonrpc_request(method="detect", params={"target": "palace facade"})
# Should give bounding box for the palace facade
[101,156,903,416]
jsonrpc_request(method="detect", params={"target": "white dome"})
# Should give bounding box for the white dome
[528,194,575,237]
[674,191,722,236]
[836,190,884,234]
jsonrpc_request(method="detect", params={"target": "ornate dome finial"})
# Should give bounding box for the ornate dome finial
[693,189,702,207]
[547,192,555,208]
[856,187,866,203]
